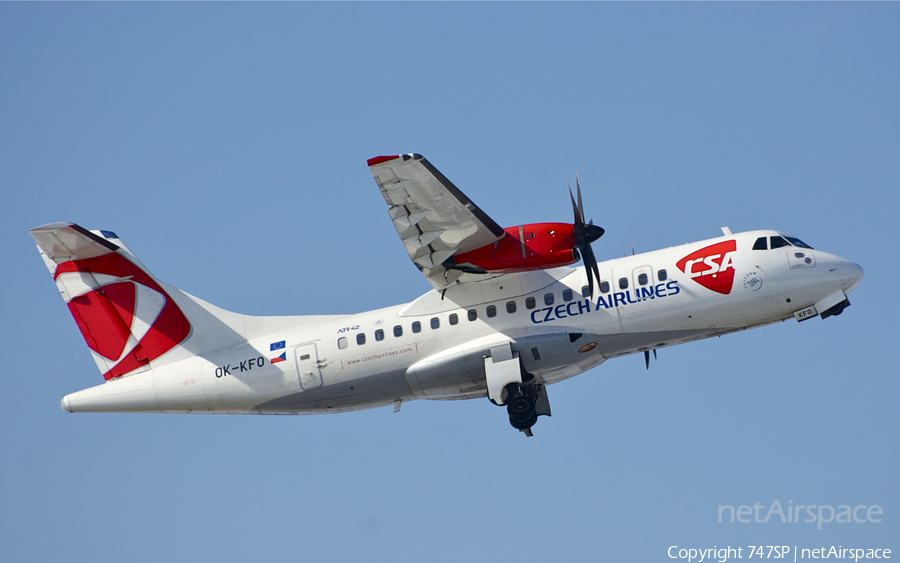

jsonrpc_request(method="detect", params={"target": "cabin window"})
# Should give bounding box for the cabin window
[658,269,667,282]
[430,317,440,329]
[770,236,790,249]
[563,288,573,301]
[752,237,768,251]
[338,337,348,350]
[449,313,458,325]
[544,293,554,306]
[486,305,497,318]
[582,285,591,298]
[356,333,366,345]
[525,297,536,309]
[412,321,421,333]
[468,309,477,321]
[600,281,610,293]
[393,325,403,337]
[619,277,628,290]
[375,329,384,341]
[638,273,648,286]
[506,301,517,314]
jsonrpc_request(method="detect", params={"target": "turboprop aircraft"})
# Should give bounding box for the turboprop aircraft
[30,153,863,435]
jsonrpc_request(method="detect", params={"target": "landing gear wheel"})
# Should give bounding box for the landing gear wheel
[509,412,538,430]
[507,395,535,421]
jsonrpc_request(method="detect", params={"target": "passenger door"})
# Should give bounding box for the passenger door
[294,343,323,391]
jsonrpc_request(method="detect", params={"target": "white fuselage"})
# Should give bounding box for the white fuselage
[60,230,863,415]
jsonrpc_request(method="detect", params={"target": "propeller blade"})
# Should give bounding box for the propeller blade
[584,243,601,294]
[584,246,595,297]
[576,173,584,223]
[568,182,583,226]
[565,175,604,298]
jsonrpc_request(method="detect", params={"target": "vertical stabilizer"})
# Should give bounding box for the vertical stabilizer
[30,223,192,380]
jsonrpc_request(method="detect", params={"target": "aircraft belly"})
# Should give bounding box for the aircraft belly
[251,369,413,415]
[597,328,733,359]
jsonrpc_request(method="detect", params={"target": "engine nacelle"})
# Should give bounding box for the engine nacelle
[448,222,578,273]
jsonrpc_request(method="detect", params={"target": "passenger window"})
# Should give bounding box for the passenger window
[338,337,348,350]
[600,281,610,293]
[638,273,648,286]
[544,293,554,306]
[506,301,516,314]
[375,329,384,341]
[752,237,768,251]
[412,321,421,333]
[393,325,403,337]
[563,289,573,301]
[658,269,667,282]
[430,317,440,329]
[449,313,458,325]
[468,309,477,321]
[357,333,366,345]
[582,285,590,298]
[525,297,536,309]
[770,236,790,249]
[619,277,628,290]
[486,305,497,318]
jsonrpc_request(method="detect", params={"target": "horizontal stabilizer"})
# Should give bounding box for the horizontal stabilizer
[30,223,119,264]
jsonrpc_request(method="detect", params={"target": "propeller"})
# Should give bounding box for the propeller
[568,174,605,297]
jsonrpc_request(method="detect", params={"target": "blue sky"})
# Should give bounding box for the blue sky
[1,4,897,561]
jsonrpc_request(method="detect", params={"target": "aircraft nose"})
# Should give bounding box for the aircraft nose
[839,259,864,293]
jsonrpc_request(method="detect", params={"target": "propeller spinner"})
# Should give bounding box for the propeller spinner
[568,174,605,297]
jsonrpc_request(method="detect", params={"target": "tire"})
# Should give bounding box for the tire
[509,412,539,430]
[507,395,535,421]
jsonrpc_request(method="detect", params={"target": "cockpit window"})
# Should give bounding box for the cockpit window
[785,236,813,249]
[770,236,791,249]
[752,237,768,251]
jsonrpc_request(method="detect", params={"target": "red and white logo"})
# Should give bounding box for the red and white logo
[676,240,737,295]
[55,253,191,380]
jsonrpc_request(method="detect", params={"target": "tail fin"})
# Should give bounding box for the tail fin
[30,223,193,380]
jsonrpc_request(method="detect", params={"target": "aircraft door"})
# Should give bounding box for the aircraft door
[615,265,658,334]
[632,266,654,299]
[294,343,323,390]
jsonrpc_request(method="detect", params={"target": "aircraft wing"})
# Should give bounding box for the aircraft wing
[368,154,507,288]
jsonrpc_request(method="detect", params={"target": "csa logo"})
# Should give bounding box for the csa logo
[676,240,737,295]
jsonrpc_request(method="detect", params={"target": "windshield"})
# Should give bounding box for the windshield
[784,236,813,249]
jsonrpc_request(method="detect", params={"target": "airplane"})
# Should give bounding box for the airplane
[29,153,864,436]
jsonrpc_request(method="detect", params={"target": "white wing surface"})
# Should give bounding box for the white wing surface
[368,154,507,288]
